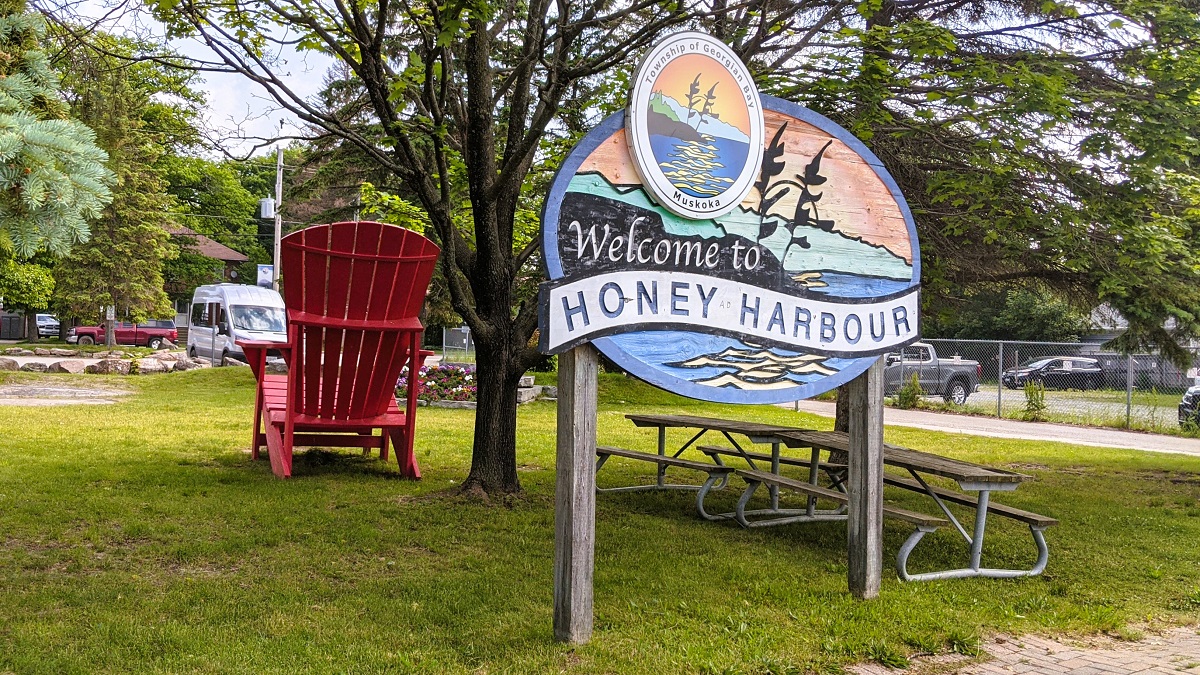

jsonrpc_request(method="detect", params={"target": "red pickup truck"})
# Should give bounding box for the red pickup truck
[68,320,178,349]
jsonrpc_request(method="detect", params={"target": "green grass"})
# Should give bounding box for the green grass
[2,369,1200,673]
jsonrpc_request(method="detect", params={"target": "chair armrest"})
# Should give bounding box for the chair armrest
[235,340,293,380]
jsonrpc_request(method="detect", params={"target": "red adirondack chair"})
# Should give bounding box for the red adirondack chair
[238,221,440,478]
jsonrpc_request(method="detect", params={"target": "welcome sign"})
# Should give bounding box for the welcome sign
[539,32,921,403]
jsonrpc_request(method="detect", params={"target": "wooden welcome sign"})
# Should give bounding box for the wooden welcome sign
[539,32,921,402]
[545,32,919,644]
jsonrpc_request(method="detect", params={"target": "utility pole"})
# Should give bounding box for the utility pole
[273,146,284,291]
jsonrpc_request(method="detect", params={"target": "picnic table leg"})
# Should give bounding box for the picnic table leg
[806,447,820,517]
[969,490,990,572]
[769,442,781,511]
[656,426,667,488]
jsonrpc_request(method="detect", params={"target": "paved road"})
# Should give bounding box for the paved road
[788,399,1200,457]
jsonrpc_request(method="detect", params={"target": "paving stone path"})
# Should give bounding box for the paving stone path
[851,627,1200,675]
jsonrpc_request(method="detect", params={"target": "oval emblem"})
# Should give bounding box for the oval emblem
[626,32,765,221]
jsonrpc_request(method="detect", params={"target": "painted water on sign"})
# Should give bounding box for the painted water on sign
[646,89,750,198]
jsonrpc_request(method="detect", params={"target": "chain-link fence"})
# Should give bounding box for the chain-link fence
[920,339,1200,433]
[441,326,476,363]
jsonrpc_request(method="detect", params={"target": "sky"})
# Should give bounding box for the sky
[68,0,333,157]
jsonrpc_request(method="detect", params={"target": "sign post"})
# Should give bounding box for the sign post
[552,344,598,643]
[540,30,920,641]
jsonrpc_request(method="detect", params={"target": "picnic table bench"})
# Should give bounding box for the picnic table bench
[599,413,1057,581]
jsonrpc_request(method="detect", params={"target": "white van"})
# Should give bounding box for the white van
[188,284,287,364]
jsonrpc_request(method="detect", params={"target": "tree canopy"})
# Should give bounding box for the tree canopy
[132,0,1200,492]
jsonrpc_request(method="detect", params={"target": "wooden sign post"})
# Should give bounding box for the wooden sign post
[847,358,886,598]
[553,345,598,643]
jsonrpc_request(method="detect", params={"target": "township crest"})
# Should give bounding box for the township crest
[539,32,921,404]
[626,32,764,220]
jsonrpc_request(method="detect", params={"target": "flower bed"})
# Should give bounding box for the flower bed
[399,363,477,402]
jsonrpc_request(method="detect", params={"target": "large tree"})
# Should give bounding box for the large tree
[0,0,112,256]
[51,33,196,336]
[135,0,1200,493]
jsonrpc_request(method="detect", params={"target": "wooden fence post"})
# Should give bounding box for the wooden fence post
[847,357,885,598]
[553,344,598,643]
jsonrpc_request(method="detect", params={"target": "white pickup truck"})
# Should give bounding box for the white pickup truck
[884,342,981,404]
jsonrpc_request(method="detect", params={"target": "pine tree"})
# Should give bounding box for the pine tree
[50,37,180,342]
[0,0,113,256]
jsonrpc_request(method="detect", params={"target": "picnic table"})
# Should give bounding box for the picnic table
[599,413,1057,581]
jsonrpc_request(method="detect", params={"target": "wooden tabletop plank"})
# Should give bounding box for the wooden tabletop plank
[624,413,816,446]
[623,413,1026,485]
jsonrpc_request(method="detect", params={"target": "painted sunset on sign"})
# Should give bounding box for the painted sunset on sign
[544,96,920,402]
[646,53,751,200]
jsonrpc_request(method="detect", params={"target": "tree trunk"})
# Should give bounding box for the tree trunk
[461,330,522,495]
[104,318,115,347]
[24,312,38,342]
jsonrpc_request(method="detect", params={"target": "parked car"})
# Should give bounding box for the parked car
[1002,356,1103,390]
[1180,383,1200,427]
[188,284,287,364]
[883,342,981,404]
[67,320,178,349]
[35,313,59,338]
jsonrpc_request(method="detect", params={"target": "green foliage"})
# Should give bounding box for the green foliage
[0,3,113,256]
[1023,381,1048,422]
[767,0,1200,363]
[896,372,925,409]
[162,247,223,301]
[359,182,429,234]
[926,287,1092,342]
[0,257,52,311]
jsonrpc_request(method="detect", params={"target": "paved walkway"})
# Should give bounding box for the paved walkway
[851,627,1200,674]
[788,400,1200,457]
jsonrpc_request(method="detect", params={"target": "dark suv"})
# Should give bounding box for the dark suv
[1179,384,1200,426]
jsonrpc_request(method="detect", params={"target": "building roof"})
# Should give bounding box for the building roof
[167,225,249,263]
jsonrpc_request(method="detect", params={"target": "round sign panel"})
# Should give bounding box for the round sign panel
[626,32,764,220]
[539,34,920,405]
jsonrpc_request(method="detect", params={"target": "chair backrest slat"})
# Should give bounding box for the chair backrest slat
[279,221,440,421]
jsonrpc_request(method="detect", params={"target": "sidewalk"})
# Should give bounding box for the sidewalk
[788,400,1200,457]
[851,626,1200,674]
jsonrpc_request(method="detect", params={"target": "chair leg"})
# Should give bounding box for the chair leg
[378,429,391,462]
[395,427,420,479]
[250,389,264,461]
[264,418,294,478]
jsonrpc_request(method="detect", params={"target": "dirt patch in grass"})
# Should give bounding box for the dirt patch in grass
[0,379,131,405]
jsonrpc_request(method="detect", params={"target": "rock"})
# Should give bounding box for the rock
[33,348,51,356]
[266,361,288,374]
[20,362,49,372]
[159,339,176,350]
[5,348,34,357]
[49,348,78,357]
[542,385,558,398]
[518,375,535,388]
[430,400,474,409]
[0,358,17,372]
[137,358,169,374]
[172,358,201,371]
[155,351,178,361]
[48,360,86,374]
[91,359,130,375]
[223,356,248,367]
[516,386,540,404]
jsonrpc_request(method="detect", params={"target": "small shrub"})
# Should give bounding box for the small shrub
[1022,380,1047,421]
[895,373,924,409]
[398,363,477,402]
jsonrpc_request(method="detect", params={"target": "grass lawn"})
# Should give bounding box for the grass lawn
[2,368,1199,674]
